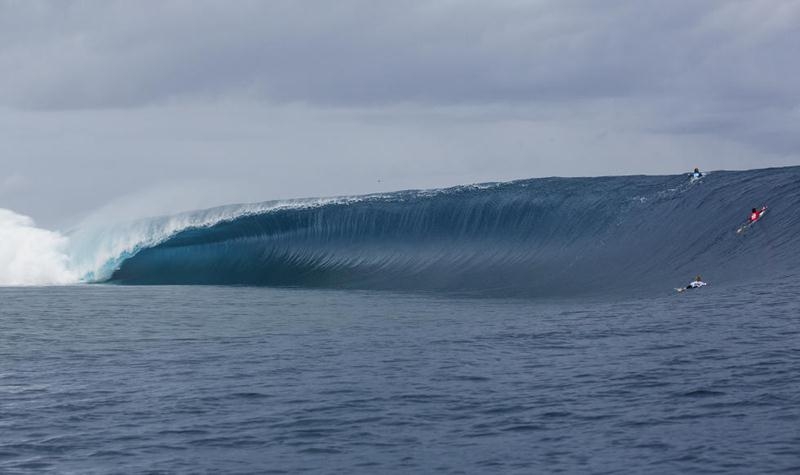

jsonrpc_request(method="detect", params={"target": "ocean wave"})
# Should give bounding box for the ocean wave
[106,167,800,296]
[3,166,797,295]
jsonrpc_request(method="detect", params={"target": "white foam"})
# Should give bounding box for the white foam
[0,209,78,285]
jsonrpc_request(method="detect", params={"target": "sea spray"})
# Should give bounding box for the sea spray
[0,209,77,285]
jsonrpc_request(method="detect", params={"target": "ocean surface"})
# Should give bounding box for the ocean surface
[1,284,798,474]
[1,167,799,473]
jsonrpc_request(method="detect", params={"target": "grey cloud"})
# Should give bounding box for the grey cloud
[0,0,797,226]
[2,0,796,110]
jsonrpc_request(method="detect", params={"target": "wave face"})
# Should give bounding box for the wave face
[105,166,800,296]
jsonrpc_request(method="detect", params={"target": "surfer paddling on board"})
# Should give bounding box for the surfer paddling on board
[677,275,707,293]
[737,205,767,234]
[692,167,703,179]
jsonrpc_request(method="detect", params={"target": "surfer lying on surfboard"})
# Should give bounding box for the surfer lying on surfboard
[677,275,707,292]
[737,205,767,234]
[749,207,764,223]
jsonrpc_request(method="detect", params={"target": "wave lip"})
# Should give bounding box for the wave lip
[106,166,800,297]
[67,196,373,283]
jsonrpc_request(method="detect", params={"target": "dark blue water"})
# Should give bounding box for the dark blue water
[108,167,800,298]
[2,284,798,474]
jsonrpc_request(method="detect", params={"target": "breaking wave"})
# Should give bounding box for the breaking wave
[3,166,798,296]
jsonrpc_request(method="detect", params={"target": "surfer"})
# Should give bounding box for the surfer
[677,275,707,292]
[692,167,702,178]
[737,206,767,234]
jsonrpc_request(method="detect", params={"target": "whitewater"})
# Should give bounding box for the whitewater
[2,166,798,294]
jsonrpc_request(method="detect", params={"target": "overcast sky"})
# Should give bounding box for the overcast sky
[1,0,798,227]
